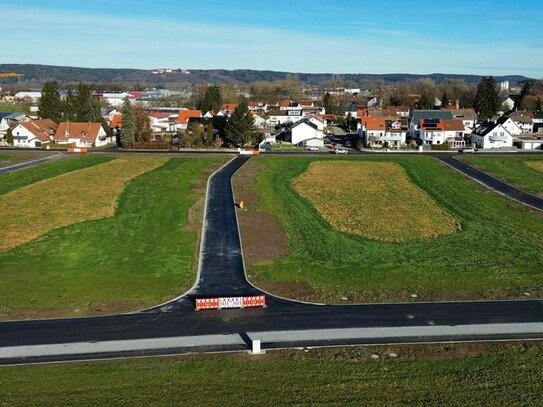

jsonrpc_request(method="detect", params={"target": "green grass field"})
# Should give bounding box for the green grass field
[0,343,541,406]
[247,156,543,302]
[0,156,224,319]
[0,104,27,113]
[0,155,112,195]
[459,155,543,195]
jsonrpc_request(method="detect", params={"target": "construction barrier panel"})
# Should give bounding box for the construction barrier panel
[195,295,266,311]
[67,148,88,154]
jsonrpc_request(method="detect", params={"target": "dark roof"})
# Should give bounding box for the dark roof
[0,112,12,120]
[472,121,499,136]
[410,110,453,125]
[291,119,318,130]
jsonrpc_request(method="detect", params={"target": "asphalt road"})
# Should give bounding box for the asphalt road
[435,155,543,211]
[0,152,63,174]
[1,154,543,365]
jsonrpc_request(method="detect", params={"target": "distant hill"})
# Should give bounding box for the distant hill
[0,64,533,88]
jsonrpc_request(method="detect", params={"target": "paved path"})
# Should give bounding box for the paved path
[0,152,63,174]
[435,154,543,211]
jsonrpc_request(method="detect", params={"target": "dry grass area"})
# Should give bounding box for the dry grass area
[292,161,460,242]
[526,161,543,173]
[0,157,166,251]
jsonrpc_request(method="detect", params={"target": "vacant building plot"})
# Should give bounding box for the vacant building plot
[242,156,543,303]
[292,161,459,242]
[0,151,58,169]
[0,157,225,319]
[459,156,543,196]
[0,157,166,251]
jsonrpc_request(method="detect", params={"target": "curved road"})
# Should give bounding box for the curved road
[1,155,543,365]
[435,154,543,211]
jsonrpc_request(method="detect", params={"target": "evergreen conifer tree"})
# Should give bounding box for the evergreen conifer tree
[224,101,258,146]
[474,77,500,121]
[38,81,63,122]
[121,98,135,147]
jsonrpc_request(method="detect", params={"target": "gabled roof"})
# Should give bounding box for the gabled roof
[291,119,318,130]
[18,119,58,142]
[472,121,500,136]
[509,110,534,123]
[0,112,12,120]
[178,109,202,124]
[55,122,104,142]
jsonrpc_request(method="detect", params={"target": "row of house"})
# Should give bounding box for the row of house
[358,107,543,150]
[2,118,110,148]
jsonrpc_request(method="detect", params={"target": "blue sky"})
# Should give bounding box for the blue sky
[4,0,543,77]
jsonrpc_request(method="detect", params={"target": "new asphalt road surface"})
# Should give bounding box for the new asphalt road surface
[1,154,543,364]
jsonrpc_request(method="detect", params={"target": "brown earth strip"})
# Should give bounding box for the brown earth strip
[232,158,288,265]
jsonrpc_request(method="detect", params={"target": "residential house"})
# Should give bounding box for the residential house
[220,102,238,116]
[501,97,515,111]
[148,112,171,133]
[102,92,132,107]
[444,108,478,132]
[55,122,110,148]
[491,115,523,136]
[509,111,534,133]
[267,110,303,126]
[11,119,58,148]
[533,112,543,133]
[283,119,324,147]
[177,109,202,130]
[362,117,407,148]
[418,119,465,147]
[469,121,514,149]
[408,110,453,139]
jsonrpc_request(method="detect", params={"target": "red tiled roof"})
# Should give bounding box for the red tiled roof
[19,119,58,142]
[178,110,202,124]
[363,117,386,130]
[110,113,123,128]
[55,122,104,142]
[442,119,465,131]
[221,103,238,112]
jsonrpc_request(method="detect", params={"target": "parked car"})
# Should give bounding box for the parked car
[305,145,319,151]
[334,148,348,154]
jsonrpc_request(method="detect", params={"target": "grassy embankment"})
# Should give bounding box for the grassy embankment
[247,155,543,303]
[0,343,542,406]
[459,155,543,196]
[0,156,224,319]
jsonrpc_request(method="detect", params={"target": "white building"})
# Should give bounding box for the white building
[54,122,110,148]
[11,119,57,148]
[14,92,42,104]
[285,119,324,147]
[469,121,514,149]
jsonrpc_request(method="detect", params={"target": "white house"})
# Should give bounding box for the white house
[469,121,514,149]
[285,119,324,147]
[54,122,110,148]
[102,93,132,107]
[501,97,515,111]
[444,108,478,132]
[11,119,58,148]
[362,117,407,148]
[513,135,543,150]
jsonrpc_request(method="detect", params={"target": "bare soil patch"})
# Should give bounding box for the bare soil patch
[233,158,288,265]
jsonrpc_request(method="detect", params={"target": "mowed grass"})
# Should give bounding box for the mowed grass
[293,161,459,241]
[459,155,543,195]
[0,155,112,195]
[0,343,542,406]
[247,156,543,302]
[0,157,224,319]
[0,157,166,251]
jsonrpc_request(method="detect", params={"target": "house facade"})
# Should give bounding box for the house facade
[469,121,514,149]
[54,122,110,147]
[11,119,58,148]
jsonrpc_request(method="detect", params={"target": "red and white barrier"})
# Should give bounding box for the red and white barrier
[67,147,88,154]
[195,295,266,311]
